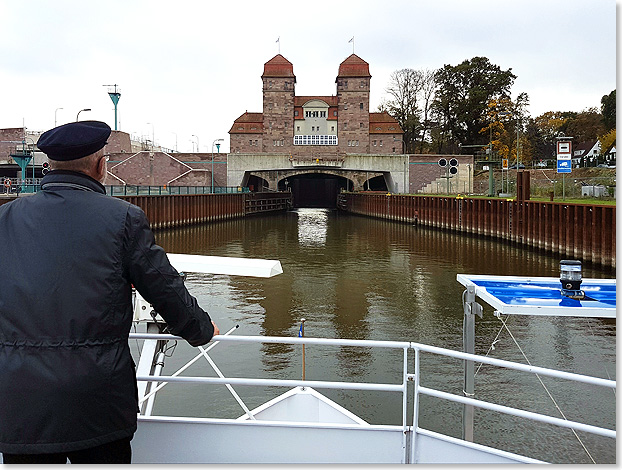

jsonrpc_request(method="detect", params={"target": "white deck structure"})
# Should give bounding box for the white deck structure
[128,256,616,464]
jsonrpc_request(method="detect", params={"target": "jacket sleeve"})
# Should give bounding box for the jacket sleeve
[123,205,215,346]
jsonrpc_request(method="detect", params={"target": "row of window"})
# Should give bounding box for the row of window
[298,126,336,133]
[305,110,326,118]
[293,135,338,146]
[337,80,368,89]
[240,137,393,148]
[266,80,293,90]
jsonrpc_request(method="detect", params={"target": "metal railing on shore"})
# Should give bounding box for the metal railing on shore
[105,185,250,196]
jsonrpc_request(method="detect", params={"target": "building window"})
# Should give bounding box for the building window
[393,147,396,153]
[331,126,335,132]
[360,122,364,129]
[360,103,363,110]
[356,140,359,146]
[268,80,273,89]
[333,110,337,116]
[344,122,348,130]
[360,80,365,88]
[297,126,300,131]
[294,135,337,146]
[373,140,377,146]
[380,140,383,146]
[294,110,299,117]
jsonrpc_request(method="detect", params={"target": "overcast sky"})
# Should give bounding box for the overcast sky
[0,0,616,153]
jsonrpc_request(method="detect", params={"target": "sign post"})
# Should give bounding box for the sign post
[556,137,573,200]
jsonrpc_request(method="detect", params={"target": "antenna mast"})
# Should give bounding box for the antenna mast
[103,84,121,130]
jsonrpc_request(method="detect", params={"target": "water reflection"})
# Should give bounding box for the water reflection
[296,208,328,247]
[150,210,615,463]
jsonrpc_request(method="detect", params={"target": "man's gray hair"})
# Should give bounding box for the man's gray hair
[49,150,103,173]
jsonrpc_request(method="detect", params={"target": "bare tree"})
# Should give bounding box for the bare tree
[380,68,438,153]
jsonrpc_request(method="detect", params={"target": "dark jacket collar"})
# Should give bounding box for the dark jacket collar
[40,170,106,194]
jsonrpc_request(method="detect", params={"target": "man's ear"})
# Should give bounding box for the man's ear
[96,155,107,183]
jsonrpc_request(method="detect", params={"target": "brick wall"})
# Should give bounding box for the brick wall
[104,130,131,154]
[262,77,295,153]
[337,77,370,154]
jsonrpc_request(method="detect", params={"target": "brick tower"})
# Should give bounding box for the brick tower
[336,54,371,154]
[261,54,296,153]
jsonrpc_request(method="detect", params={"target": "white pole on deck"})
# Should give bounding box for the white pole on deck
[462,285,481,441]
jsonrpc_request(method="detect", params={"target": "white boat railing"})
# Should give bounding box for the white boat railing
[130,333,616,463]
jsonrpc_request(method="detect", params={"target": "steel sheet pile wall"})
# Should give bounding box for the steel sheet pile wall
[339,193,616,268]
[245,192,292,215]
[117,193,246,229]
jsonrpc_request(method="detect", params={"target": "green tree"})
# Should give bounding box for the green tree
[562,108,605,143]
[601,89,616,131]
[433,57,516,152]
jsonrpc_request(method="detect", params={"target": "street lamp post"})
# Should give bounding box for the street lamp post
[192,135,199,155]
[147,123,155,150]
[212,138,224,193]
[76,108,91,121]
[55,108,63,127]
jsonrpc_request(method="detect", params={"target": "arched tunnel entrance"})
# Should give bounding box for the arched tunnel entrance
[276,173,388,208]
[279,174,349,208]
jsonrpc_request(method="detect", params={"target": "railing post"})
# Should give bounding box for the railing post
[462,284,482,442]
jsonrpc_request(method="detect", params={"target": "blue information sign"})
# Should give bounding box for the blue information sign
[557,159,572,173]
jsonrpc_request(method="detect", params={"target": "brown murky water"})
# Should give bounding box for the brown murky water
[139,209,615,463]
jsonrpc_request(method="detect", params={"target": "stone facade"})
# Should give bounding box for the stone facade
[229,53,403,158]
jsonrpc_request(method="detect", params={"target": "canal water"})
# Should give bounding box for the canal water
[139,208,615,464]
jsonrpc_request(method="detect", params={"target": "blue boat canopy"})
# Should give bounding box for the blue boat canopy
[456,274,616,318]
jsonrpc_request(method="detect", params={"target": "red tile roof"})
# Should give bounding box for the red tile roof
[294,96,339,106]
[369,112,403,134]
[262,54,296,79]
[229,112,264,134]
[337,54,371,78]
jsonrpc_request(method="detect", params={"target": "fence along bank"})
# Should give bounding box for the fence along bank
[337,192,615,269]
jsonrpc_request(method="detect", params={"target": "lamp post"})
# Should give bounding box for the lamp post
[55,108,63,127]
[212,138,224,193]
[76,108,91,121]
[147,123,155,150]
[192,135,199,155]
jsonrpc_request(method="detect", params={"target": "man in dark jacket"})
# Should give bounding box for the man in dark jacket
[0,121,219,464]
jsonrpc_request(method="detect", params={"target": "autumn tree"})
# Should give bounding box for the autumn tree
[433,57,516,152]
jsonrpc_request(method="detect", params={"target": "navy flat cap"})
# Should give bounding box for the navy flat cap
[38,121,111,161]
